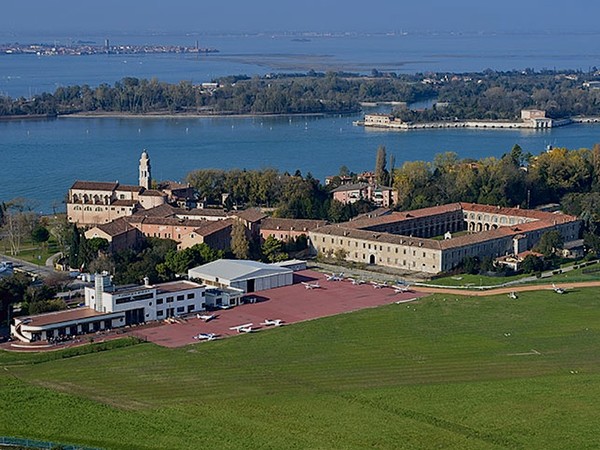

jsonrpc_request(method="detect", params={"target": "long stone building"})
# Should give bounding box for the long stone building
[309,203,581,275]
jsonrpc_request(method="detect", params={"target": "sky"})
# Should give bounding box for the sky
[1,0,598,35]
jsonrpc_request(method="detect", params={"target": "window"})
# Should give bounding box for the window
[157,298,163,305]
[187,293,195,299]
[176,306,185,313]
[167,296,174,303]
[177,295,184,301]
[157,310,164,317]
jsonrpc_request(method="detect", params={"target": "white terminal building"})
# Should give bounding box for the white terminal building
[12,274,206,343]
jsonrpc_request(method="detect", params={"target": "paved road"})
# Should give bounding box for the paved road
[0,254,58,279]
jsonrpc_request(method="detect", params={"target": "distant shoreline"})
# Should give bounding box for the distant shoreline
[59,111,336,119]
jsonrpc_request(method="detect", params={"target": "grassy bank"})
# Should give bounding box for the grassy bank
[1,289,600,448]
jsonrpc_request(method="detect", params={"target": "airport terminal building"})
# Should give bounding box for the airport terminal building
[12,274,206,343]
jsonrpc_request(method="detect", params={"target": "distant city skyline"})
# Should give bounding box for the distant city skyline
[1,0,597,35]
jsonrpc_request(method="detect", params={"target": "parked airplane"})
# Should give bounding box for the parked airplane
[552,283,566,294]
[393,284,412,293]
[302,281,321,289]
[348,278,365,285]
[261,319,284,327]
[230,323,253,333]
[325,272,344,281]
[371,281,386,289]
[197,314,216,322]
[194,333,217,341]
[507,291,518,299]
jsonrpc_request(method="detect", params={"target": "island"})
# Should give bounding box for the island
[0,40,218,56]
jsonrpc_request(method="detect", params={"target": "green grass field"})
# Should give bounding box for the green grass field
[428,261,600,288]
[2,289,600,449]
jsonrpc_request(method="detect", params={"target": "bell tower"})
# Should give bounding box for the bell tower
[139,150,151,189]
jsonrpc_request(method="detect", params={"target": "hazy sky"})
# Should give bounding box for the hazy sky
[1,0,597,35]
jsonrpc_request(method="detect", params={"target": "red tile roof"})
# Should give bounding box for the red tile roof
[71,181,118,191]
[231,208,268,223]
[261,217,328,232]
[347,203,463,228]
[459,202,577,223]
[93,217,137,237]
[191,218,234,236]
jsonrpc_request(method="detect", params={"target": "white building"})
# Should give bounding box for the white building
[188,259,293,293]
[11,274,206,343]
[85,274,206,322]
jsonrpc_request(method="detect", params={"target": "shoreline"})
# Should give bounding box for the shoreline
[57,111,354,119]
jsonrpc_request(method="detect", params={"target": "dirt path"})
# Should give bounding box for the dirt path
[414,281,600,296]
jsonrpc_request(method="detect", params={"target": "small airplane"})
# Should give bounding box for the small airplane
[395,298,417,304]
[325,272,344,281]
[193,333,217,341]
[507,291,518,299]
[552,283,566,294]
[261,319,284,327]
[348,278,365,285]
[230,323,253,333]
[301,281,321,289]
[393,284,412,293]
[371,281,386,289]
[196,314,216,322]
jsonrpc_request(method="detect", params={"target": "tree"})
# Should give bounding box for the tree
[261,236,288,262]
[375,145,389,186]
[87,237,109,254]
[31,225,50,247]
[0,272,30,325]
[535,230,564,258]
[520,254,545,273]
[230,220,250,259]
[1,199,38,256]
[334,248,348,263]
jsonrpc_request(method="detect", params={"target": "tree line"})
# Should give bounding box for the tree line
[2,69,600,119]
[0,72,434,116]
[395,70,600,122]
[185,168,372,222]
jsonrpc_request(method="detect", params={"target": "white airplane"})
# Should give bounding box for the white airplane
[393,284,412,293]
[230,323,253,333]
[325,272,344,281]
[302,281,321,290]
[261,319,284,327]
[371,281,386,289]
[552,283,566,294]
[508,291,518,299]
[395,298,417,304]
[194,333,217,341]
[197,314,216,322]
[348,278,365,285]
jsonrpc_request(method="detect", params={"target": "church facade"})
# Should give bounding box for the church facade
[67,151,174,226]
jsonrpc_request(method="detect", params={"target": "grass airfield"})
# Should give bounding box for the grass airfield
[2,288,600,449]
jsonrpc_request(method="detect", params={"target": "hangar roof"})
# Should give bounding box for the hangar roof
[188,259,292,282]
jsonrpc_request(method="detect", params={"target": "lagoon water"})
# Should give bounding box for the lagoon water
[2,114,600,212]
[1,31,600,211]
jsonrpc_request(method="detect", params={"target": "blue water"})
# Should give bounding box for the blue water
[2,114,600,212]
[2,31,600,98]
[2,31,600,211]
